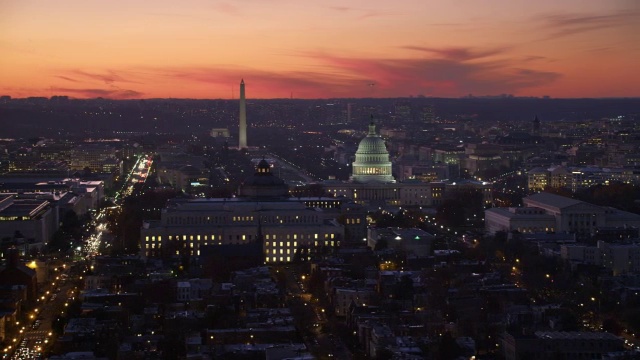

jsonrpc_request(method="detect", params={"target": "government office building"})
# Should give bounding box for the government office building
[141,159,344,263]
[485,192,640,235]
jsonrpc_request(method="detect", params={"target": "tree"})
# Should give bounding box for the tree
[374,238,388,251]
[436,331,460,360]
[436,199,466,227]
[61,210,80,230]
[48,229,71,252]
[393,274,414,301]
[602,317,623,335]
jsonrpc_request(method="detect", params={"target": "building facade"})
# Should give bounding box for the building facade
[324,123,492,208]
[485,192,640,235]
[141,160,344,263]
[350,122,395,184]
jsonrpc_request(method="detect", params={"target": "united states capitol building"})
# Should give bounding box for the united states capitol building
[323,121,493,208]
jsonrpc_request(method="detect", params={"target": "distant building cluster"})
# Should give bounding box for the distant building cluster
[485,192,640,235]
[154,145,210,194]
[2,142,126,176]
[528,165,640,192]
[562,240,640,276]
[0,179,104,253]
[2,93,640,359]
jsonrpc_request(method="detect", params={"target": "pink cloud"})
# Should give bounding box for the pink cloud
[49,87,143,99]
[47,44,562,99]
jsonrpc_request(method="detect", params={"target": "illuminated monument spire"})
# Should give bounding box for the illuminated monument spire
[239,79,247,149]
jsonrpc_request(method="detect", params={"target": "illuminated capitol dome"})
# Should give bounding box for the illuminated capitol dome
[351,121,395,183]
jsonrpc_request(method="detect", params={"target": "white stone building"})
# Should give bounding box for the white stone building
[485,192,640,235]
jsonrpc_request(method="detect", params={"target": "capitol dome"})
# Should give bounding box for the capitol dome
[351,122,395,183]
[238,159,289,198]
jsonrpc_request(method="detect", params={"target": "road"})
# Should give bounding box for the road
[266,153,317,184]
[278,265,352,360]
[4,154,141,359]
[115,154,153,203]
[6,267,79,360]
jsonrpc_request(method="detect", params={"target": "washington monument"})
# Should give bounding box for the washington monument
[239,79,247,149]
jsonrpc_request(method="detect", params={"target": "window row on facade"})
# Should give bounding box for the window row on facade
[166,214,318,225]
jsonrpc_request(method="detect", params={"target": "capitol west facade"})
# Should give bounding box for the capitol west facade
[324,121,492,208]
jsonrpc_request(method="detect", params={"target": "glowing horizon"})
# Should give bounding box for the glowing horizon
[1,0,639,99]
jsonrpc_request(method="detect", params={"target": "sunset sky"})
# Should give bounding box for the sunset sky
[1,0,639,99]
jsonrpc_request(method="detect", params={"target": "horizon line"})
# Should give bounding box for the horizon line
[4,95,640,101]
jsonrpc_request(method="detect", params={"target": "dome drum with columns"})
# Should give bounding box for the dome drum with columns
[351,121,395,183]
[238,159,289,198]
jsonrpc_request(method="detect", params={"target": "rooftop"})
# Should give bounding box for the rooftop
[535,331,621,341]
[524,193,583,209]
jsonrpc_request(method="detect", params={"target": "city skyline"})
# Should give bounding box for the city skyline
[1,0,639,99]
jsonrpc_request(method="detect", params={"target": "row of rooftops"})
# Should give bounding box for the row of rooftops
[534,331,621,340]
[0,194,50,218]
